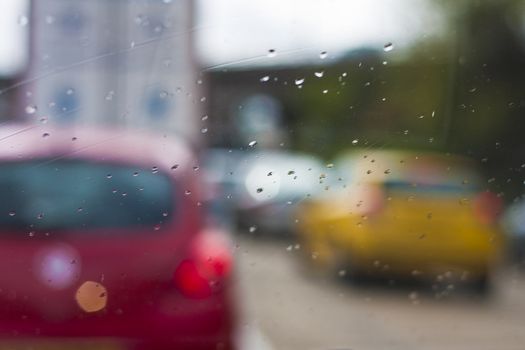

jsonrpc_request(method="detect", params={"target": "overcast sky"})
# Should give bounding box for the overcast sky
[196,0,445,68]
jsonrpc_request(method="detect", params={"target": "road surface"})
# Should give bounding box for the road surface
[235,235,525,350]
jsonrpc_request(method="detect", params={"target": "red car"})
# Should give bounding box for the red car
[0,124,238,349]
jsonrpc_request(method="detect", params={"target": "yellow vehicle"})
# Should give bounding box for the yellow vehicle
[296,150,504,292]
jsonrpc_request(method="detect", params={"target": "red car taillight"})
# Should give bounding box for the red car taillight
[473,191,503,225]
[173,230,233,298]
[353,184,385,217]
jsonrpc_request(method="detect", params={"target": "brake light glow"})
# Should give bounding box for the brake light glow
[173,230,233,298]
[473,191,503,225]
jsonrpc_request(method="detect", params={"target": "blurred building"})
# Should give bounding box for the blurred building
[26,0,200,142]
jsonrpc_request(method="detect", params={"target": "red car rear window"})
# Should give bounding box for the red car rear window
[0,160,174,231]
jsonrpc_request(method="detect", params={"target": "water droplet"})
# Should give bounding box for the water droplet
[248,140,257,147]
[66,88,75,95]
[8,211,15,217]
[171,164,179,170]
[42,133,50,138]
[338,270,347,277]
[184,190,192,195]
[201,127,208,134]
[286,245,293,252]
[256,188,263,193]
[326,163,334,168]
[151,166,159,174]
[72,137,77,141]
[193,166,200,171]
[25,105,37,114]
[319,51,328,59]
[267,49,276,57]
[249,226,257,233]
[288,170,295,175]
[322,89,328,94]
[294,78,305,85]
[130,41,136,49]
[384,169,391,174]
[159,90,169,99]
[18,15,28,26]
[383,42,394,52]
[106,174,112,179]
[201,115,209,121]
[133,171,139,177]
[314,71,324,78]
[153,224,161,231]
[260,76,270,82]
[39,117,48,124]
[352,139,359,145]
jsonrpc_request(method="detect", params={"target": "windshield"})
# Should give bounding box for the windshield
[0,1,524,349]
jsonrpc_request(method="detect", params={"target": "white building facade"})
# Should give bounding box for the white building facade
[27,0,200,142]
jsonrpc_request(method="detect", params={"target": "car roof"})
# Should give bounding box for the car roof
[0,123,195,176]
[334,149,480,186]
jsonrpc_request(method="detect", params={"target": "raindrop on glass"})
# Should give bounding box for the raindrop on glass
[18,15,28,26]
[248,140,257,147]
[25,105,37,114]
[383,42,394,52]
